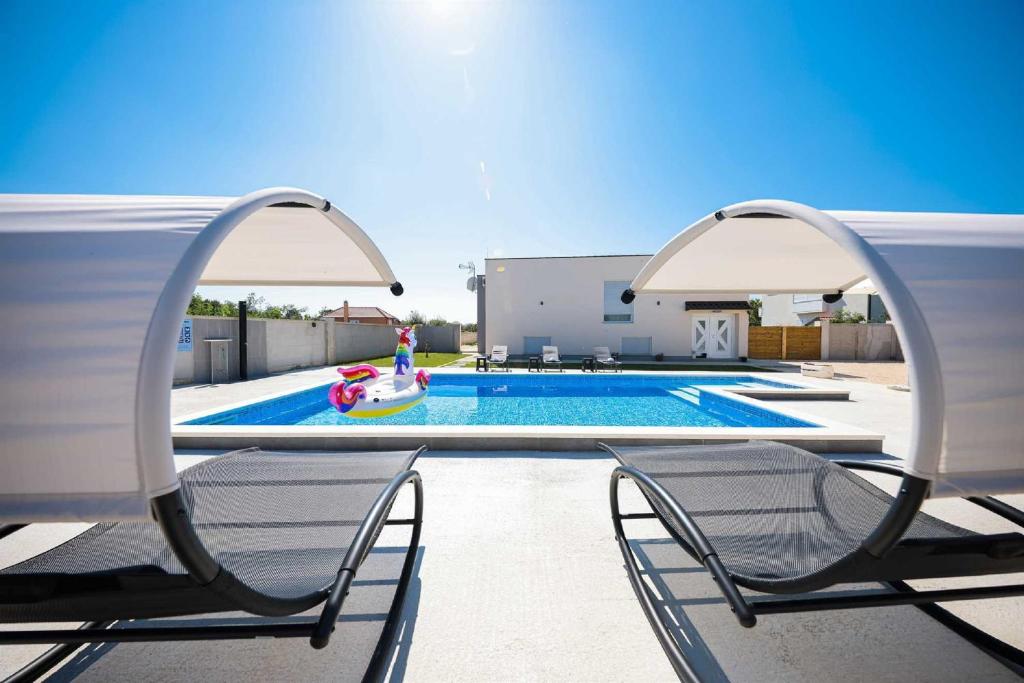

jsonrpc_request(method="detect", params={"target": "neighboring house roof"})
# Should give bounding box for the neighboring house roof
[324,305,399,320]
[684,301,751,311]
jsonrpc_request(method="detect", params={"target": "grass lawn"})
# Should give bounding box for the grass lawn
[359,352,465,368]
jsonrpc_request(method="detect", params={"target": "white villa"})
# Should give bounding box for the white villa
[481,254,750,359]
[762,290,888,326]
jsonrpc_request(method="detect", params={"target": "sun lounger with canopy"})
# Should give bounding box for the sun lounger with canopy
[611,200,1024,680]
[0,188,423,681]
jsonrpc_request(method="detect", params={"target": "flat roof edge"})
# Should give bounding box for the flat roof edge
[486,253,653,261]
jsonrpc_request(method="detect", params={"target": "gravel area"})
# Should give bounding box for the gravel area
[757,360,908,386]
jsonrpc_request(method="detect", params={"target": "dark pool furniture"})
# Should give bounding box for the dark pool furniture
[475,356,488,372]
[0,447,425,682]
[602,440,1024,681]
[528,357,541,372]
[581,357,596,372]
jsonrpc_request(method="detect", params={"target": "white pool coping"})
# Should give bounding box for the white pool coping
[172,371,882,453]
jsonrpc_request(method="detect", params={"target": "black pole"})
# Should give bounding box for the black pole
[238,301,248,381]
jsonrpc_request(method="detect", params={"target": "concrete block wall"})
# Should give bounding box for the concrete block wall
[194,317,240,383]
[334,322,398,363]
[824,322,903,361]
[175,317,271,385]
[175,317,240,385]
[173,319,467,386]
[265,319,328,374]
[417,323,462,353]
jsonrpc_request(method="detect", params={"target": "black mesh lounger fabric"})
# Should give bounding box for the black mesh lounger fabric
[0,448,419,622]
[611,441,976,591]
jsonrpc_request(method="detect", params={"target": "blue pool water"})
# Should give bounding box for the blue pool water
[185,374,818,429]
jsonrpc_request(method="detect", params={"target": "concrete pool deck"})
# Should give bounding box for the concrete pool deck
[170,368,878,453]
[2,369,1022,681]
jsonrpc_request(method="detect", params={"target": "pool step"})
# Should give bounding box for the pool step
[668,387,701,404]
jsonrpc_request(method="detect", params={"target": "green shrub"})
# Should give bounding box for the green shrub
[830,307,866,324]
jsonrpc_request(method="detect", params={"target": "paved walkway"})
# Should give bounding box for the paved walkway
[449,351,480,368]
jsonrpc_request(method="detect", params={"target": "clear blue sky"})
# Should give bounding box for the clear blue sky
[2,1,1022,322]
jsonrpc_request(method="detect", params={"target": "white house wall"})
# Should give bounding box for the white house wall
[761,294,805,327]
[761,292,881,326]
[485,255,749,358]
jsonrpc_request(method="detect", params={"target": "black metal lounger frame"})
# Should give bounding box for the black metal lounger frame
[595,358,622,373]
[488,354,510,372]
[601,443,1024,681]
[0,447,426,683]
[542,358,563,372]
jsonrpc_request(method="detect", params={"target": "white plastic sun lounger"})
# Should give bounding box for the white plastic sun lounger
[611,199,1024,680]
[487,344,510,372]
[542,345,563,372]
[593,346,622,372]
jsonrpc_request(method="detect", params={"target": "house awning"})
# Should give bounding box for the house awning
[0,187,402,523]
[624,199,1024,498]
[684,301,751,311]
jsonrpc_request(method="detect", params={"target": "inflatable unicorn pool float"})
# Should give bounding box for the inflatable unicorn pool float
[328,326,431,418]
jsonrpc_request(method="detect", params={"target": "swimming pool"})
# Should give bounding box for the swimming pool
[184,374,818,429]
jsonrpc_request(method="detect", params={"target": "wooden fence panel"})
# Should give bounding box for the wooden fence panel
[748,326,821,360]
[748,327,783,358]
[784,326,821,360]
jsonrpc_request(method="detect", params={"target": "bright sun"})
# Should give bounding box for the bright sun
[427,0,458,19]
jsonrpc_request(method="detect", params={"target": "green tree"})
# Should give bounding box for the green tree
[244,292,267,314]
[281,304,307,320]
[427,315,448,327]
[187,293,210,316]
[188,293,236,317]
[404,310,426,325]
[188,291,316,320]
[747,299,762,326]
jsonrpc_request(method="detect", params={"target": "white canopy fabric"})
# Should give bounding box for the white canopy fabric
[844,278,878,296]
[0,188,401,522]
[629,199,1024,498]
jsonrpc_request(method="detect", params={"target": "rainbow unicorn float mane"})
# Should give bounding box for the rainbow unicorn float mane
[327,328,430,419]
[394,326,416,376]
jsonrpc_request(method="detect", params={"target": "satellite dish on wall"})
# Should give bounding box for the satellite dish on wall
[466,276,477,292]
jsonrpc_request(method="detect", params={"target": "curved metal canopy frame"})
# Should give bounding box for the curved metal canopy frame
[625,199,945,488]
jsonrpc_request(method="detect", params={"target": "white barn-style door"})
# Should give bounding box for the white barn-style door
[691,314,734,358]
[692,316,709,356]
